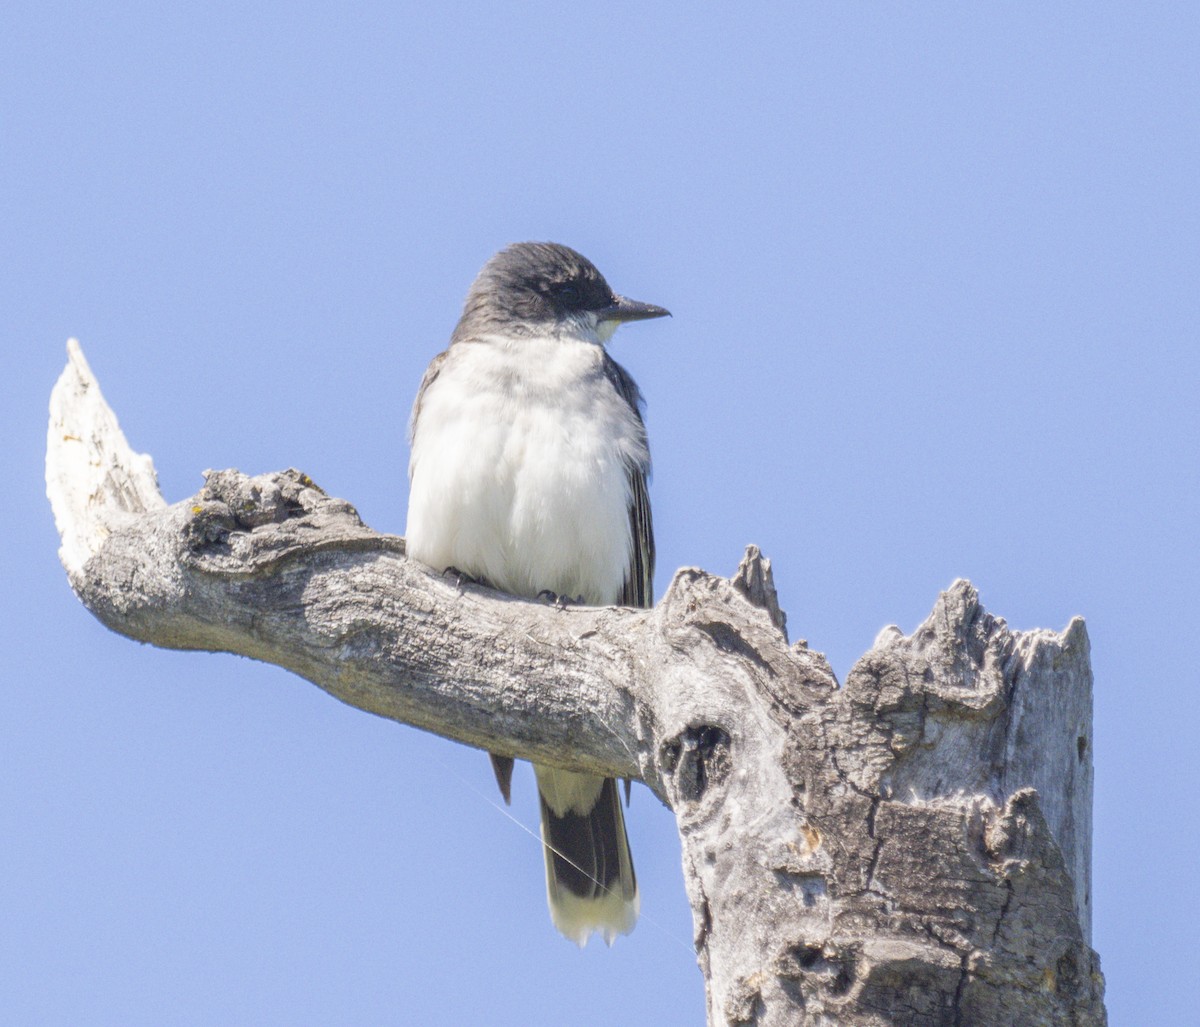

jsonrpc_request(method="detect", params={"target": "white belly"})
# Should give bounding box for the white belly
[406,335,645,605]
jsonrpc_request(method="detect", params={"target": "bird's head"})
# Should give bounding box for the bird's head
[453,242,669,344]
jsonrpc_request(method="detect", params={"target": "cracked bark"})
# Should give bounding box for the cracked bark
[46,341,1106,1026]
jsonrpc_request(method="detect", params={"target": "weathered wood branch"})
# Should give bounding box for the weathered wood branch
[46,341,1106,1025]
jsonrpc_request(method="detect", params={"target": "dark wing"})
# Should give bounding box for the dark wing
[603,355,655,610]
[623,465,654,609]
[408,348,449,449]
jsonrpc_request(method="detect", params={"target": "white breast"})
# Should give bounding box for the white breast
[406,333,647,605]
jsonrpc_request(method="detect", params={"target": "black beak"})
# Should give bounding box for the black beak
[597,295,671,323]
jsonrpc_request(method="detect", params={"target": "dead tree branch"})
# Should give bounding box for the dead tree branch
[46,340,1106,1026]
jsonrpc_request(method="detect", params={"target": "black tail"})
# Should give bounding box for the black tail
[535,768,638,945]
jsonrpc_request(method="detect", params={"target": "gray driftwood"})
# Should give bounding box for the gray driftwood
[46,341,1106,1026]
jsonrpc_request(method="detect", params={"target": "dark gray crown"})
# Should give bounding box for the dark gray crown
[451,242,617,341]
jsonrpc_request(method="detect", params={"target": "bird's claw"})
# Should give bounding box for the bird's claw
[536,589,584,609]
[443,566,484,592]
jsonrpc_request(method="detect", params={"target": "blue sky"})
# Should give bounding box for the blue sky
[4,3,1197,1023]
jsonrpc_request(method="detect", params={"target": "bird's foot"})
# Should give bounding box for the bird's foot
[443,566,485,592]
[536,589,585,609]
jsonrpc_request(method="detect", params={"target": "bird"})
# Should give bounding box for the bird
[405,241,668,945]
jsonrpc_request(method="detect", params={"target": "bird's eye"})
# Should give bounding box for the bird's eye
[554,283,581,304]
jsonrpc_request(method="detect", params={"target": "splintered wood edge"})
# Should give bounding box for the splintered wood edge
[46,339,166,579]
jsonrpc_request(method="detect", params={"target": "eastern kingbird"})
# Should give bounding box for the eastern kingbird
[406,242,668,945]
